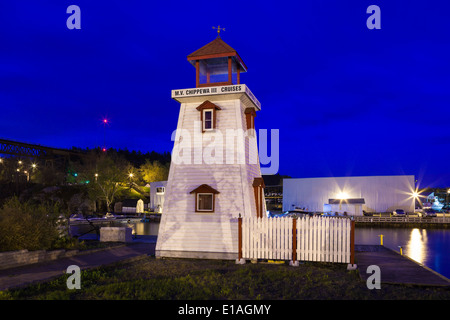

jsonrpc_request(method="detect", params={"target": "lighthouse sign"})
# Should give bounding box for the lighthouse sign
[172,84,261,110]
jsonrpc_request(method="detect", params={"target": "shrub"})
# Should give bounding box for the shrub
[0,197,65,251]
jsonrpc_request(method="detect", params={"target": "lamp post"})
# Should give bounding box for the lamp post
[413,192,419,213]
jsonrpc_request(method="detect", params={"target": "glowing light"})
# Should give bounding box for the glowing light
[402,188,425,208]
[31,163,37,168]
[103,119,108,124]
[406,228,427,264]
[129,173,134,178]
[336,192,349,200]
[102,148,107,152]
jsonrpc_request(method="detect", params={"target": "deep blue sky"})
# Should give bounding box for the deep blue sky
[1,1,450,188]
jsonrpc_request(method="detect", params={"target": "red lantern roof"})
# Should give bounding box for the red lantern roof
[187,37,247,72]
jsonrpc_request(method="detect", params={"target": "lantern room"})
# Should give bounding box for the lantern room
[187,36,247,88]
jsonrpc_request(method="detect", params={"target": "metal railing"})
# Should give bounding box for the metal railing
[354,216,450,224]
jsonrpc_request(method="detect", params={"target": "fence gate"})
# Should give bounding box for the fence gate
[238,216,354,264]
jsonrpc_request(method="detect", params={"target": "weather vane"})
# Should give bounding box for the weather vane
[212,25,225,37]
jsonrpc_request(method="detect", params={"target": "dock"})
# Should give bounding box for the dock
[354,215,450,227]
[355,245,450,287]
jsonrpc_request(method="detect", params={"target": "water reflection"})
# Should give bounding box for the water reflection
[406,228,427,264]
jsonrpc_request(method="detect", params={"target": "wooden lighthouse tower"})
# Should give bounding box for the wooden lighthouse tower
[155,32,266,260]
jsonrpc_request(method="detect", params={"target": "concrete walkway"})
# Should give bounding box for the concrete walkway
[0,242,156,291]
[355,245,450,287]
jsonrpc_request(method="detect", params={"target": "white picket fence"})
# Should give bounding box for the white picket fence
[241,215,293,260]
[240,216,352,263]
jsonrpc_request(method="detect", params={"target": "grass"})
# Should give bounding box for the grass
[1,257,449,300]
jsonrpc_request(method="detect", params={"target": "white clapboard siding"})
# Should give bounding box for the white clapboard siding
[157,216,239,253]
[242,216,351,263]
[156,93,265,258]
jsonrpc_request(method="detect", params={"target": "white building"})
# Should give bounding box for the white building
[121,199,145,215]
[283,175,416,215]
[156,35,266,260]
[149,181,167,213]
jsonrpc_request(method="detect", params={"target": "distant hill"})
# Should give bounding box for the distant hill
[262,174,291,186]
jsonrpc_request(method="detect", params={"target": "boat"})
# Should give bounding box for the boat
[103,212,117,219]
[293,207,309,214]
[69,213,85,222]
[422,192,444,211]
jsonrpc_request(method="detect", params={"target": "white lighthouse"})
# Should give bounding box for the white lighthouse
[155,33,266,259]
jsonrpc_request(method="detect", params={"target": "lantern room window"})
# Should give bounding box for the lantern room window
[187,37,248,88]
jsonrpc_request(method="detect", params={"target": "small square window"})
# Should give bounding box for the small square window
[190,184,219,213]
[156,187,165,194]
[197,193,213,211]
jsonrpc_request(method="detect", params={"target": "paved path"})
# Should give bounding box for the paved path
[0,242,156,291]
[355,245,450,287]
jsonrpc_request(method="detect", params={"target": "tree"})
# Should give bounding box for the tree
[73,150,130,212]
[139,160,169,184]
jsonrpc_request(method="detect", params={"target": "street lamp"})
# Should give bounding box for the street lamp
[412,191,419,212]
[128,173,134,186]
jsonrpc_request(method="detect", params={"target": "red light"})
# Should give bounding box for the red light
[102,148,106,152]
[103,119,108,124]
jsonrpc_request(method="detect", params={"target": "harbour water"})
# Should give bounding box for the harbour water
[356,227,450,279]
[69,219,160,238]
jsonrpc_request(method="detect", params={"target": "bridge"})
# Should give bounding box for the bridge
[0,138,85,165]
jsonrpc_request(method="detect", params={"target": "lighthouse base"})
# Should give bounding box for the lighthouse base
[155,250,238,260]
